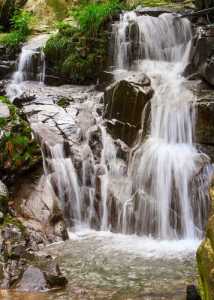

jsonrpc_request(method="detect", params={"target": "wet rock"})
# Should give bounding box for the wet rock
[15,256,67,292]
[13,93,36,108]
[0,181,9,221]
[134,6,172,16]
[0,60,16,79]
[104,73,153,146]
[185,25,214,86]
[195,85,214,162]
[186,285,201,300]
[124,21,140,65]
[88,126,103,163]
[16,266,48,291]
[0,80,7,96]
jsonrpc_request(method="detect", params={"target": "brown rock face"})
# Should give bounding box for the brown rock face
[104,73,153,146]
[185,25,214,86]
[195,86,214,162]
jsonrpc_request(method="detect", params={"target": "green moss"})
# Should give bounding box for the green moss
[57,97,72,108]
[1,214,26,233]
[197,184,214,300]
[0,96,41,178]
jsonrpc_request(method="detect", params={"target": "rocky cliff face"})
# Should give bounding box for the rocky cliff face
[185,25,214,87]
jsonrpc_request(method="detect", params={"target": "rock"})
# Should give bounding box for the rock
[186,285,201,300]
[134,6,172,16]
[104,73,153,146]
[16,266,48,291]
[0,102,10,118]
[195,84,214,162]
[15,256,67,292]
[197,177,214,300]
[13,93,36,108]
[0,80,7,96]
[0,181,9,218]
[88,126,103,163]
[185,25,214,86]
[196,100,214,145]
[37,256,67,288]
[11,169,69,244]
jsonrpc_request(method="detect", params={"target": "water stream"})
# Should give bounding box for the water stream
[5,11,213,300]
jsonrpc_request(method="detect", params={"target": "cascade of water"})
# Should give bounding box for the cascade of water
[43,142,82,228]
[7,35,48,101]
[112,12,210,239]
[18,13,210,240]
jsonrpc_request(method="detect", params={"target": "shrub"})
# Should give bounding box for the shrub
[71,0,122,37]
[0,10,32,46]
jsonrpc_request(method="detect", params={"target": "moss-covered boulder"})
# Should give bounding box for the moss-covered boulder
[197,179,214,300]
[44,27,108,85]
[0,96,41,183]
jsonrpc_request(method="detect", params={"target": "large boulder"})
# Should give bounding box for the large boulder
[197,177,214,300]
[104,73,153,146]
[185,25,214,86]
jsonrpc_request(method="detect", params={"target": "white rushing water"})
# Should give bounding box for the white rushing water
[37,13,210,241]
[7,34,48,101]
[112,12,210,239]
[9,13,210,245]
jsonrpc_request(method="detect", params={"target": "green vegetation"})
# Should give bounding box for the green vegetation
[0,96,41,178]
[0,10,32,47]
[71,0,122,37]
[44,0,122,84]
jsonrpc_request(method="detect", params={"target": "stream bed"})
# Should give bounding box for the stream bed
[1,230,200,300]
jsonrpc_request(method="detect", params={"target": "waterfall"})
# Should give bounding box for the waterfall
[7,35,47,101]
[112,12,210,239]
[12,14,210,240]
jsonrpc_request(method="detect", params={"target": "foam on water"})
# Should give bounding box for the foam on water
[68,227,200,258]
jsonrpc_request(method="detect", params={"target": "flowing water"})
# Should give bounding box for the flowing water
[6,34,48,100]
[4,11,213,300]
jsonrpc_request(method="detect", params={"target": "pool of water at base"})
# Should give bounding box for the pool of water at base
[0,229,201,300]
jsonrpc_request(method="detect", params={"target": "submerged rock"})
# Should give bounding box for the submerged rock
[104,73,153,146]
[186,285,201,300]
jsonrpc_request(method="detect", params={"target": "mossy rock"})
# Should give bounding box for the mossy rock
[197,183,214,300]
[0,96,41,183]
[44,18,108,84]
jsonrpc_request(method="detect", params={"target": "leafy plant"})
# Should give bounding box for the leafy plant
[0,10,32,46]
[71,0,123,37]
[11,10,32,36]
